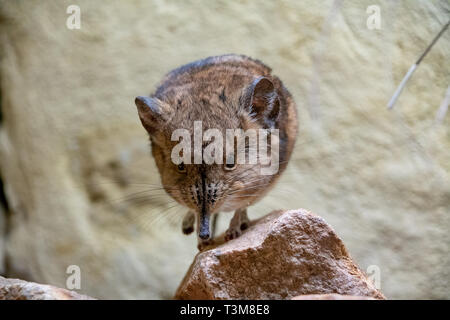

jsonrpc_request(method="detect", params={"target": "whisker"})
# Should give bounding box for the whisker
[147,203,182,227]
[107,190,168,203]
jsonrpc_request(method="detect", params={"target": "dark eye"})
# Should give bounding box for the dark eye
[224,162,236,171]
[177,162,186,173]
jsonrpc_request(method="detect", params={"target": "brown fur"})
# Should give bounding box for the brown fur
[135,54,298,249]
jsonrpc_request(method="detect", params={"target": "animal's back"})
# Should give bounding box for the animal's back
[152,54,298,167]
[155,54,273,97]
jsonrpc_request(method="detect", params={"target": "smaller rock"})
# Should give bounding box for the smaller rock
[175,209,384,300]
[0,276,95,300]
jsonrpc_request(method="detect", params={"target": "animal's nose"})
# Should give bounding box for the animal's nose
[199,230,210,240]
[198,210,211,240]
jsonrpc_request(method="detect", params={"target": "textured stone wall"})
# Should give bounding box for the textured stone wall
[0,0,449,299]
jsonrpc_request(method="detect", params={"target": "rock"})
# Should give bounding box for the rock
[0,276,95,300]
[292,294,375,300]
[175,209,384,300]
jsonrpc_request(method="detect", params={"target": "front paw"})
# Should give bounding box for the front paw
[182,225,194,235]
[182,211,195,235]
[225,227,242,241]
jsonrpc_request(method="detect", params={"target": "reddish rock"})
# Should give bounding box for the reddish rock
[175,209,385,300]
[0,276,95,300]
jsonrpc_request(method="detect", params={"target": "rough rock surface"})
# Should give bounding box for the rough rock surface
[0,1,448,299]
[175,209,384,300]
[0,276,94,300]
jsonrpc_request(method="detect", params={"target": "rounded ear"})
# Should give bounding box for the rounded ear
[243,77,280,128]
[135,96,170,134]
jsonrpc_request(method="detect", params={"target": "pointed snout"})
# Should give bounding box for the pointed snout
[198,212,211,240]
[199,230,210,240]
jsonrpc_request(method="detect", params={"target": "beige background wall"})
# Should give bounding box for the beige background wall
[0,0,449,299]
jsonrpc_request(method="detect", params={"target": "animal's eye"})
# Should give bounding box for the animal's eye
[177,162,186,173]
[224,162,236,171]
